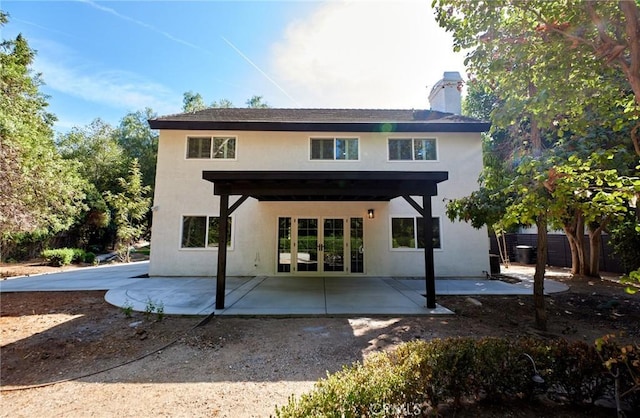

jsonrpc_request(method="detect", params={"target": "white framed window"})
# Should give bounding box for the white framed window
[390,217,441,249]
[186,136,236,159]
[213,137,236,159]
[187,137,211,159]
[181,215,233,249]
[388,138,437,161]
[310,137,359,160]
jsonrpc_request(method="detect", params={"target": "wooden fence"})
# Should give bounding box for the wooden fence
[489,233,625,273]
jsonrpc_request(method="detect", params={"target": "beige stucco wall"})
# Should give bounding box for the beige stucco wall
[149,129,489,277]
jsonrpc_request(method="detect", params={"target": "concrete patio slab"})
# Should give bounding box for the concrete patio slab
[1,261,570,316]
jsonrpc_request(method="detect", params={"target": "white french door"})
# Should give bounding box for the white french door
[277,217,364,274]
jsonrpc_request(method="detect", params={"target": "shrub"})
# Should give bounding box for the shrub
[41,248,75,267]
[83,251,96,264]
[275,337,621,417]
[71,248,86,263]
[41,247,95,266]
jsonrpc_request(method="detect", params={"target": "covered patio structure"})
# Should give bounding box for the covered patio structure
[202,170,448,310]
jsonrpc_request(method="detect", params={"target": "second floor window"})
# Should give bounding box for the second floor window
[388,138,436,161]
[187,136,236,159]
[310,138,358,160]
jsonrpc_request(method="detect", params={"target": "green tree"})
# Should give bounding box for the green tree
[212,98,234,108]
[0,12,86,243]
[115,108,158,189]
[182,91,207,112]
[57,118,126,192]
[245,95,270,108]
[104,159,151,262]
[182,92,235,111]
[434,0,640,155]
[435,1,640,329]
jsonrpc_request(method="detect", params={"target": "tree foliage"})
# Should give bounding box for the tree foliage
[245,95,270,108]
[182,91,207,113]
[104,159,151,262]
[435,1,640,329]
[434,0,640,154]
[115,108,159,189]
[0,12,86,239]
[182,91,234,112]
[57,118,126,192]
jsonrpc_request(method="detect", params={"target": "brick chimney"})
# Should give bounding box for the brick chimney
[428,71,463,115]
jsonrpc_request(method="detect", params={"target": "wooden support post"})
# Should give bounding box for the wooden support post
[423,195,436,309]
[215,193,230,309]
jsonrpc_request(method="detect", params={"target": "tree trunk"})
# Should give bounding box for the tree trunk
[587,218,610,278]
[588,230,602,278]
[619,1,640,118]
[534,215,548,331]
[563,210,587,275]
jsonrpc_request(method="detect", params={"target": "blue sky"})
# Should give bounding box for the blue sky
[1,0,466,132]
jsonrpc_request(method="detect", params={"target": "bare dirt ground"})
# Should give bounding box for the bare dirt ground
[1,263,639,417]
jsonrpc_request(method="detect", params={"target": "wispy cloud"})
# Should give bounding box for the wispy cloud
[221,37,300,106]
[39,55,177,114]
[12,17,74,38]
[30,39,178,116]
[78,0,298,106]
[270,0,466,108]
[77,0,211,54]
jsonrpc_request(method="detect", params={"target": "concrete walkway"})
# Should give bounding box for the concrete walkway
[0,261,569,316]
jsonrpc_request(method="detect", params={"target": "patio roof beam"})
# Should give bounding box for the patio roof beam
[402,195,425,217]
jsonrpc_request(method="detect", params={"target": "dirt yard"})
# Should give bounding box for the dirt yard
[1,264,639,417]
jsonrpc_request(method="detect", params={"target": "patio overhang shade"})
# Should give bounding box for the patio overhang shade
[202,170,448,310]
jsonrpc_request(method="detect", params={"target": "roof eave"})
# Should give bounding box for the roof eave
[148,120,490,133]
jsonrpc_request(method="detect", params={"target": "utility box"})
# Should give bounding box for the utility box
[516,245,535,264]
[489,254,501,275]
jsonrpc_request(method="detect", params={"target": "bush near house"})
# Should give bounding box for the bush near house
[275,337,639,417]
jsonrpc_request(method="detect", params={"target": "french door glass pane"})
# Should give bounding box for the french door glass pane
[350,217,364,273]
[323,218,344,272]
[277,217,291,272]
[297,218,318,271]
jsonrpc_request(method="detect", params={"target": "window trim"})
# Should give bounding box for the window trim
[309,136,360,161]
[185,135,238,161]
[389,216,442,251]
[179,214,234,250]
[387,137,438,162]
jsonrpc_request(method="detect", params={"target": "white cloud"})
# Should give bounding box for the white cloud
[32,40,178,116]
[270,0,466,109]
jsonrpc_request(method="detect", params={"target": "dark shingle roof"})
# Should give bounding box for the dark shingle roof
[148,108,489,133]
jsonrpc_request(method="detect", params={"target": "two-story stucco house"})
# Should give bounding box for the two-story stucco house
[148,72,490,309]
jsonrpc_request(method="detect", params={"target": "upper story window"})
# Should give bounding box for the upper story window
[310,137,358,160]
[187,136,236,159]
[388,138,436,161]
